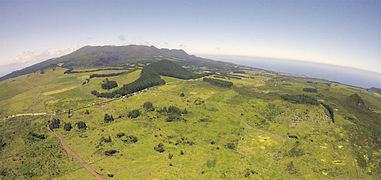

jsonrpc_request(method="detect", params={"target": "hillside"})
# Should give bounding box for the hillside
[0,45,242,81]
[0,48,380,179]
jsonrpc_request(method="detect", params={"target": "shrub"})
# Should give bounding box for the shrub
[166,114,181,122]
[104,113,114,123]
[29,132,46,140]
[154,143,165,153]
[167,106,182,115]
[168,153,173,159]
[105,150,118,156]
[143,102,154,111]
[64,123,72,131]
[100,136,112,143]
[116,133,125,138]
[49,118,60,129]
[127,109,141,118]
[121,135,138,144]
[226,142,236,150]
[76,121,87,129]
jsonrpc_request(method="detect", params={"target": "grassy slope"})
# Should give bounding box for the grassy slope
[0,66,380,179]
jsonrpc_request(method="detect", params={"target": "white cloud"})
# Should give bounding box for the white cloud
[12,46,79,64]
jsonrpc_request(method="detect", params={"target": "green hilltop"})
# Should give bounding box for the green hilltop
[0,46,380,179]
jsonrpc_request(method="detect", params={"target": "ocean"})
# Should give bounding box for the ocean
[200,55,381,89]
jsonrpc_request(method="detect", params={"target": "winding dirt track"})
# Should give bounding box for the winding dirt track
[47,115,104,180]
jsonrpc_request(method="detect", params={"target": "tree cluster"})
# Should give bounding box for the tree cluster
[302,88,318,93]
[280,94,319,105]
[92,60,201,98]
[101,78,118,90]
[321,102,334,123]
[203,78,233,87]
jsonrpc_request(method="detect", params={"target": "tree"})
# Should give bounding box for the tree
[64,123,72,131]
[104,113,114,123]
[143,102,154,111]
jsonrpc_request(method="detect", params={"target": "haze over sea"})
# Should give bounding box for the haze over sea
[201,55,381,89]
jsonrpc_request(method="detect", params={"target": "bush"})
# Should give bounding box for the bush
[100,136,112,143]
[143,102,154,111]
[104,113,114,123]
[76,121,87,129]
[226,142,236,150]
[64,123,72,131]
[167,106,182,115]
[121,135,138,144]
[166,114,181,122]
[116,133,125,138]
[127,109,140,118]
[154,143,165,153]
[29,132,46,140]
[105,150,118,156]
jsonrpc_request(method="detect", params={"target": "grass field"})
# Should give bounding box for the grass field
[0,66,380,179]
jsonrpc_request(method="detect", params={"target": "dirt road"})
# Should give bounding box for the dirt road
[47,115,104,180]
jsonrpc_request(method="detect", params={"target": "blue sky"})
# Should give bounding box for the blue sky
[0,0,380,73]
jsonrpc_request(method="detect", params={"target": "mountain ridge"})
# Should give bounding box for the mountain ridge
[0,45,241,81]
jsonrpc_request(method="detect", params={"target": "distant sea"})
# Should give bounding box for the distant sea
[200,55,381,89]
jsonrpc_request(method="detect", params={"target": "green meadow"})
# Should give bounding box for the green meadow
[0,65,380,179]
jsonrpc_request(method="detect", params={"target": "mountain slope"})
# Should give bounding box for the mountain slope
[0,45,241,81]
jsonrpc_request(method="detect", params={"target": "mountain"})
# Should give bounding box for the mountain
[0,45,241,81]
[369,87,381,95]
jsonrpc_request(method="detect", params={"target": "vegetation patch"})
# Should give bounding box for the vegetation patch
[280,94,319,105]
[203,78,233,87]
